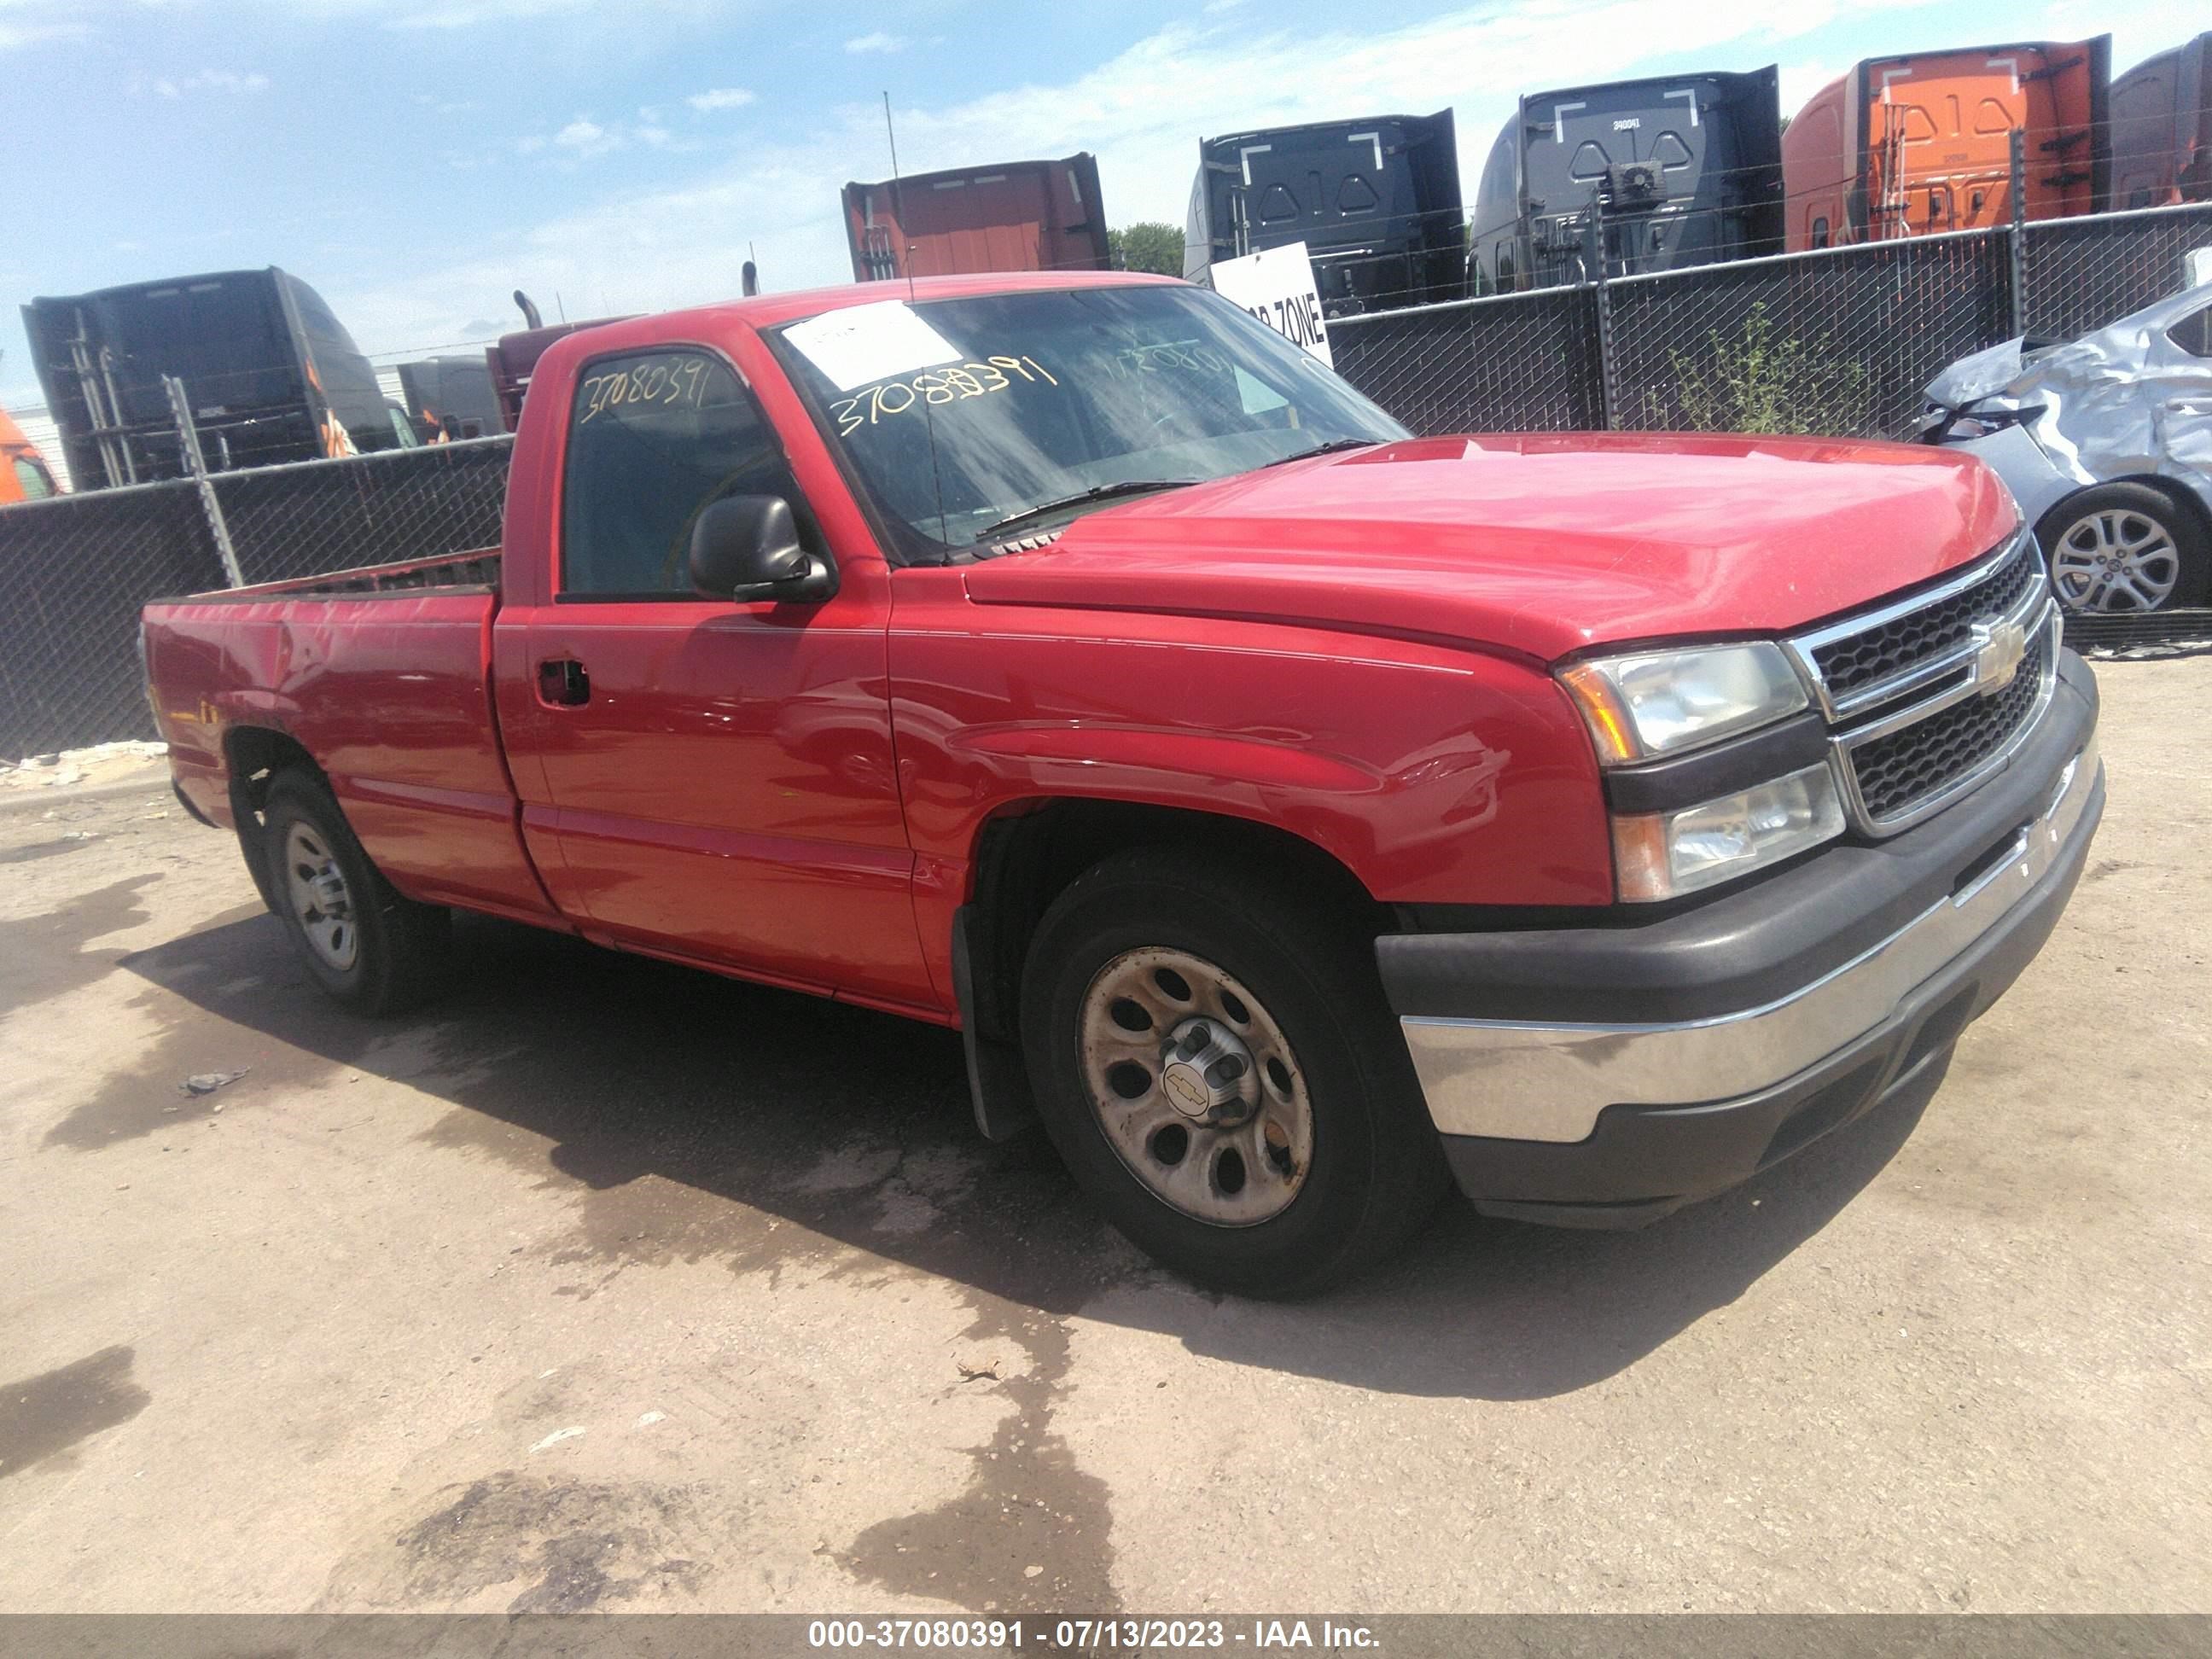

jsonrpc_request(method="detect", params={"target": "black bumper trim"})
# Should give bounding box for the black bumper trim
[1441,765,2102,1227]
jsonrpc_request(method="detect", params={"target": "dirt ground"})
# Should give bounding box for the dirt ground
[2,657,2207,1616]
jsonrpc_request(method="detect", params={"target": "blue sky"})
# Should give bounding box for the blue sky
[0,0,2193,408]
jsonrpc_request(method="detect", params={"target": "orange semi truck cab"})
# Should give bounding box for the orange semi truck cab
[1783,37,2110,250]
[0,410,61,503]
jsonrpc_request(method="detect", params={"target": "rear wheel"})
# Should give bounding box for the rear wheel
[2038,484,2209,613]
[261,772,448,1016]
[1020,847,1447,1297]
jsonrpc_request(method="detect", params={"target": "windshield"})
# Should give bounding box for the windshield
[764,285,1406,559]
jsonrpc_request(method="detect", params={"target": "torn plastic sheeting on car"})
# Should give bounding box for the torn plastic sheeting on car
[1925,282,2212,493]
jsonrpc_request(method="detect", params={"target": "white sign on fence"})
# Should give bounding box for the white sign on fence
[1209,242,1333,368]
[2188,247,2212,290]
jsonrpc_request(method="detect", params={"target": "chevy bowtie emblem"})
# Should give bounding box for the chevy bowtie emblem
[1970,617,2028,695]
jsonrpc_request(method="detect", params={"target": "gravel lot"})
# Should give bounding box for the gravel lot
[2,656,2207,1615]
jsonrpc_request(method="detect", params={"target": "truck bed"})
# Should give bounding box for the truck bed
[143,543,555,923]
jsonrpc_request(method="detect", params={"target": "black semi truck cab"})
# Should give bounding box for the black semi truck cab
[1470,68,1784,292]
[1185,111,1466,314]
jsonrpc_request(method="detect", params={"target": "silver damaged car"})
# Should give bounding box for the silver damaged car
[1921,282,2212,614]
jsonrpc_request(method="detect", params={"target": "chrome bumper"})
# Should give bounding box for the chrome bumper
[1400,732,2100,1145]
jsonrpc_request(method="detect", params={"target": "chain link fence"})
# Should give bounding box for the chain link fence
[215,438,512,586]
[1605,230,2014,439]
[2021,202,2212,341]
[0,438,511,759]
[1337,203,2212,445]
[0,480,218,758]
[1330,286,1603,434]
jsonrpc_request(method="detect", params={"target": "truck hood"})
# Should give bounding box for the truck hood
[959,434,2017,661]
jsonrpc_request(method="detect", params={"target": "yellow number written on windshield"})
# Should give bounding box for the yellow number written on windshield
[830,356,1058,438]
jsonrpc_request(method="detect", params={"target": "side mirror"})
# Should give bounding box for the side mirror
[687,496,835,603]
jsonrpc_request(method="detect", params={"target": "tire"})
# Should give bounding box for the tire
[1020,847,1449,1298]
[2036,483,2209,614]
[260,771,449,1016]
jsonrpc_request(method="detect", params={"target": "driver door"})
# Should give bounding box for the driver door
[508,344,931,1011]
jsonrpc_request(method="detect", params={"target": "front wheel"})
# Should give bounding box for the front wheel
[1020,847,1447,1297]
[2038,484,2209,614]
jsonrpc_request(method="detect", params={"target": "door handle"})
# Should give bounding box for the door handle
[536,658,591,707]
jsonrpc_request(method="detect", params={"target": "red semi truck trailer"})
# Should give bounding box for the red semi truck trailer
[842,154,1109,282]
[141,272,2102,1294]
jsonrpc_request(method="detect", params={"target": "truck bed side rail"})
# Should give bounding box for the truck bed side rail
[162,546,500,603]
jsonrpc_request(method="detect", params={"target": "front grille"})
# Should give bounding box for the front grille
[1812,536,2045,698]
[1790,533,2058,835]
[1848,628,2051,822]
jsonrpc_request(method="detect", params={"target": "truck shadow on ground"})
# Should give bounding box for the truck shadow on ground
[108,906,1938,1402]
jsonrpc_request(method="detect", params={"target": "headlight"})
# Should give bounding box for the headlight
[1612,763,1847,902]
[1932,404,2045,443]
[1558,642,1808,764]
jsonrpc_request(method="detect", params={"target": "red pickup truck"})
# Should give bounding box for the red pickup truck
[143,271,2104,1295]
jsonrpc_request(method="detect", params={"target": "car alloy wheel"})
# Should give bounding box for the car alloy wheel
[2050,507,2183,612]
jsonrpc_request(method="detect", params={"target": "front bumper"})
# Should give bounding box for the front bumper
[1381,652,2103,1228]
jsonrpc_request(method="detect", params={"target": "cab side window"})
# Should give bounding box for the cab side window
[561,349,812,597]
[1811,217,1831,249]
[12,457,56,499]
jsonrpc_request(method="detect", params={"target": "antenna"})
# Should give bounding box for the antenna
[882,90,949,547]
[882,91,919,305]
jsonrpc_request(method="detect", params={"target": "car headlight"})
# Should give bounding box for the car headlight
[1931,403,2046,443]
[1610,763,1847,902]
[1557,642,1808,763]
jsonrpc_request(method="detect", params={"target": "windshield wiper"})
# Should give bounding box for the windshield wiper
[975,479,1199,543]
[1262,438,1380,468]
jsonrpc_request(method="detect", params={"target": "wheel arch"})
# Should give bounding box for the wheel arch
[2038,474,2212,549]
[221,725,328,911]
[958,796,1386,1055]
[2122,475,2212,548]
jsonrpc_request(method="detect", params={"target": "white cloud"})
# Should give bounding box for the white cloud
[1777,61,1837,117]
[148,68,271,96]
[2036,0,2197,77]
[686,86,755,112]
[0,15,84,51]
[514,111,696,160]
[844,30,905,55]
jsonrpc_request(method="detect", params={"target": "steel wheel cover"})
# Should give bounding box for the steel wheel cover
[1077,946,1314,1227]
[283,822,358,971]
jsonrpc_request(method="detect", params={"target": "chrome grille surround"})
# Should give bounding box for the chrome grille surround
[1787,530,2061,837]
